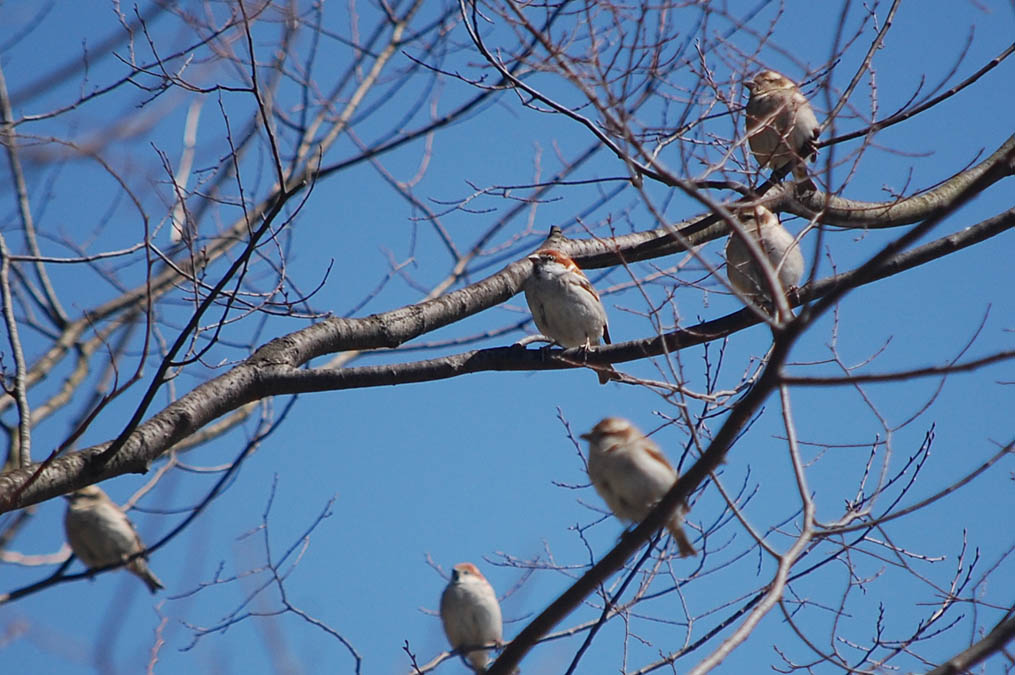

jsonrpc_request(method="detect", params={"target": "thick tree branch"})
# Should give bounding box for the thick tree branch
[925,609,1015,675]
[1,200,1009,512]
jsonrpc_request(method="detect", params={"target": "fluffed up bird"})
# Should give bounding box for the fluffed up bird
[582,417,697,557]
[64,485,164,593]
[440,562,504,673]
[524,248,618,384]
[725,204,804,309]
[745,70,820,189]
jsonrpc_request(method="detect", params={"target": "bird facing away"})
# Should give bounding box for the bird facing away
[582,417,697,557]
[725,204,805,308]
[524,248,616,384]
[745,70,820,188]
[440,562,504,672]
[64,485,164,593]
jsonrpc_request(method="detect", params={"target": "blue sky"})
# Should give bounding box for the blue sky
[1,1,1014,674]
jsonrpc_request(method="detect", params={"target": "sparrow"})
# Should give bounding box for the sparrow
[724,204,804,308]
[64,485,164,593]
[745,70,820,188]
[440,562,504,672]
[523,248,616,384]
[581,417,697,557]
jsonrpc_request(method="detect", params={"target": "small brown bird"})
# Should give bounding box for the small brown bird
[745,70,820,188]
[725,204,805,307]
[440,562,504,672]
[64,485,164,593]
[582,417,697,557]
[524,248,617,384]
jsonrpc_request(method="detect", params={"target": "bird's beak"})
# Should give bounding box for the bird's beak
[744,81,755,92]
[526,253,540,263]
[579,432,591,440]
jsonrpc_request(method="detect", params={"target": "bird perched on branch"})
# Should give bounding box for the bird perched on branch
[725,204,804,311]
[64,485,164,593]
[440,562,504,672]
[582,417,697,557]
[523,244,618,384]
[745,70,820,190]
